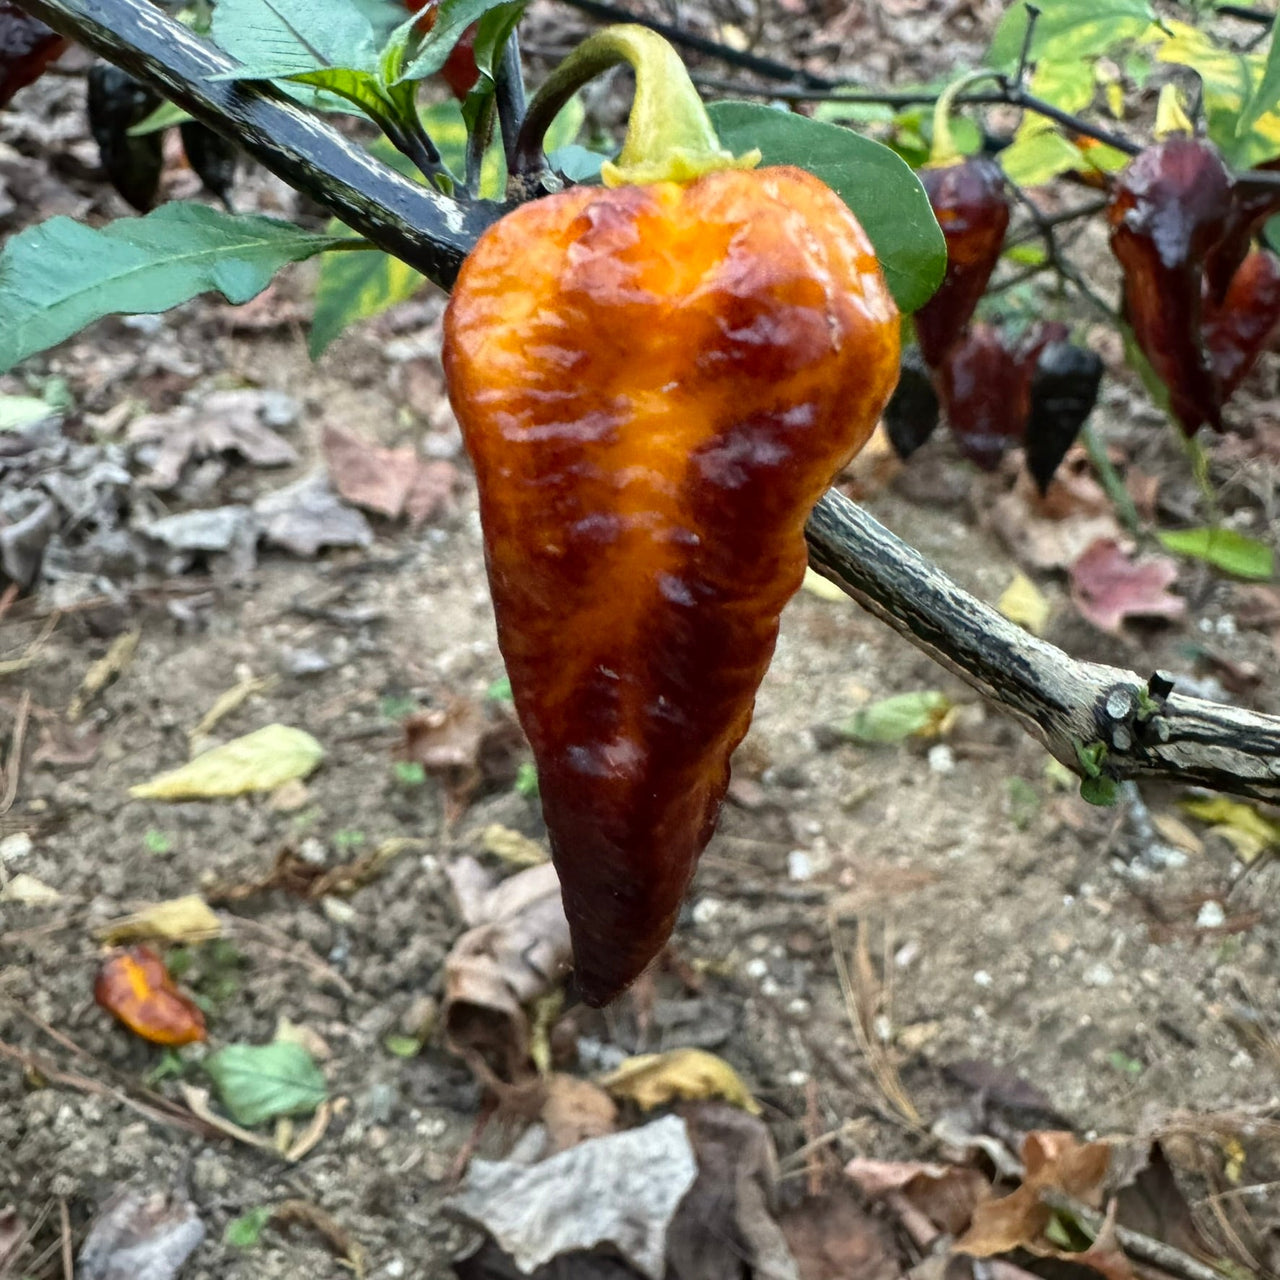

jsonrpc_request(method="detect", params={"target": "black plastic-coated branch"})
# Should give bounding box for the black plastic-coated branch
[17,0,504,290]
[20,0,1280,806]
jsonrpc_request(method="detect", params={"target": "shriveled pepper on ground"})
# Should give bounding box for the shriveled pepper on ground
[444,27,900,1005]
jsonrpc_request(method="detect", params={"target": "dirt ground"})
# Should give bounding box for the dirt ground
[4,3,1280,1277]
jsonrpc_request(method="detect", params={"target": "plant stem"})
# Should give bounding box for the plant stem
[1082,423,1143,534]
[496,27,528,175]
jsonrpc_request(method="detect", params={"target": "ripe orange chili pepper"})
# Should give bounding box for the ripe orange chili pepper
[444,28,899,1005]
[94,945,207,1046]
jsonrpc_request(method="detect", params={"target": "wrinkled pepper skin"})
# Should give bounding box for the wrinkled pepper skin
[1204,248,1280,396]
[1108,138,1233,434]
[0,1,68,107]
[935,321,1065,472]
[445,167,899,1005]
[914,158,1010,368]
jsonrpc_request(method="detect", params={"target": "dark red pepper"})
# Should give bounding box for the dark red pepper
[1025,341,1104,495]
[1204,248,1280,397]
[87,64,164,212]
[914,157,1011,368]
[1108,138,1233,434]
[883,344,940,460]
[0,0,68,106]
[935,321,1066,471]
[403,0,480,100]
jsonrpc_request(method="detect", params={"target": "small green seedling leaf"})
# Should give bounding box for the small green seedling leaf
[224,1206,272,1248]
[0,394,57,431]
[392,760,427,787]
[514,761,539,798]
[839,691,952,744]
[1157,528,1274,581]
[204,1041,328,1127]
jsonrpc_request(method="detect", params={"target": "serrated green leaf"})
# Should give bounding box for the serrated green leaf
[989,0,1156,72]
[1157,528,1274,580]
[130,724,325,799]
[204,1042,328,1127]
[706,101,946,313]
[128,100,195,136]
[0,204,348,374]
[839,691,952,743]
[310,234,425,357]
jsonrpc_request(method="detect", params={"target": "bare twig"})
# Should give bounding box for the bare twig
[58,1199,72,1280]
[0,690,31,816]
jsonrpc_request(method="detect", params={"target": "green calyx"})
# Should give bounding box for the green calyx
[927,69,1000,168]
[524,24,759,187]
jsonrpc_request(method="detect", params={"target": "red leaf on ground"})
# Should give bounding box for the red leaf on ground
[1069,539,1185,633]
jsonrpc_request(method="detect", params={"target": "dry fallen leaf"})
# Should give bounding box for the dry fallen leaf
[997,572,1050,635]
[129,724,324,800]
[400,702,525,820]
[845,1157,991,1238]
[77,1186,205,1280]
[322,425,420,519]
[541,1074,618,1155]
[480,824,547,867]
[956,1130,1111,1259]
[600,1048,760,1116]
[1069,539,1185,634]
[98,894,222,945]
[778,1187,900,1280]
[0,872,62,905]
[94,946,207,1047]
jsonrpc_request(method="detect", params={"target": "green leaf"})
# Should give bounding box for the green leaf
[1239,20,1280,145]
[130,724,325,799]
[398,0,517,81]
[999,124,1087,185]
[839,691,952,743]
[128,100,195,136]
[550,143,607,183]
[0,205,348,374]
[311,232,424,356]
[204,1042,328,1127]
[1080,774,1120,806]
[287,65,402,123]
[0,394,57,431]
[706,101,946,313]
[1157,528,1274,580]
[384,1033,422,1057]
[989,0,1156,72]
[224,1206,272,1248]
[210,0,379,78]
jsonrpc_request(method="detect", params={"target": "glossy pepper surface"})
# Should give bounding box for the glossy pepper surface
[0,0,68,107]
[914,157,1010,368]
[445,164,899,1005]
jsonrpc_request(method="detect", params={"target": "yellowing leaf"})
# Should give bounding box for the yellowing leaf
[481,824,548,867]
[1180,796,1280,864]
[1154,84,1193,138]
[998,572,1050,635]
[600,1048,760,1115]
[0,873,62,905]
[801,567,847,602]
[99,894,222,944]
[840,690,952,743]
[130,724,324,799]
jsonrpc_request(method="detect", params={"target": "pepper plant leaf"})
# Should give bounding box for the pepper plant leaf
[1238,22,1280,143]
[988,0,1156,73]
[210,0,380,78]
[396,0,523,81]
[707,101,946,313]
[204,1042,328,1127]
[0,204,351,374]
[1157,528,1274,581]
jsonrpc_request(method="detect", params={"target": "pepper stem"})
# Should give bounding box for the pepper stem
[514,24,759,187]
[929,69,1001,168]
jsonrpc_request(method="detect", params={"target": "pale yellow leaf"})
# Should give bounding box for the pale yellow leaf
[481,824,548,867]
[600,1047,760,1115]
[1154,84,1193,139]
[1180,796,1280,864]
[130,725,324,799]
[801,567,847,603]
[997,572,1050,635]
[0,872,62,905]
[98,894,222,944]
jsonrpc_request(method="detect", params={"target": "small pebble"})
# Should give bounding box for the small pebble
[973,970,993,988]
[691,897,722,926]
[745,957,768,980]
[0,832,33,863]
[786,850,813,881]
[298,837,328,866]
[1196,900,1226,929]
[1083,962,1114,988]
[927,744,955,774]
[321,897,356,925]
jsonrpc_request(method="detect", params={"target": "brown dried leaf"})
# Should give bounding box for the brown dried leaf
[956,1131,1111,1259]
[32,717,100,767]
[1069,539,1185,633]
[405,458,461,527]
[272,1200,364,1279]
[541,1074,618,1155]
[778,1187,901,1280]
[0,1206,27,1270]
[400,701,525,820]
[443,859,572,1094]
[321,425,418,519]
[845,1159,990,1237]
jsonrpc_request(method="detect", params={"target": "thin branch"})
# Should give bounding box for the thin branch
[806,491,1280,804]
[24,0,1280,808]
[19,0,504,291]
[555,0,836,89]
[1012,2,1040,89]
